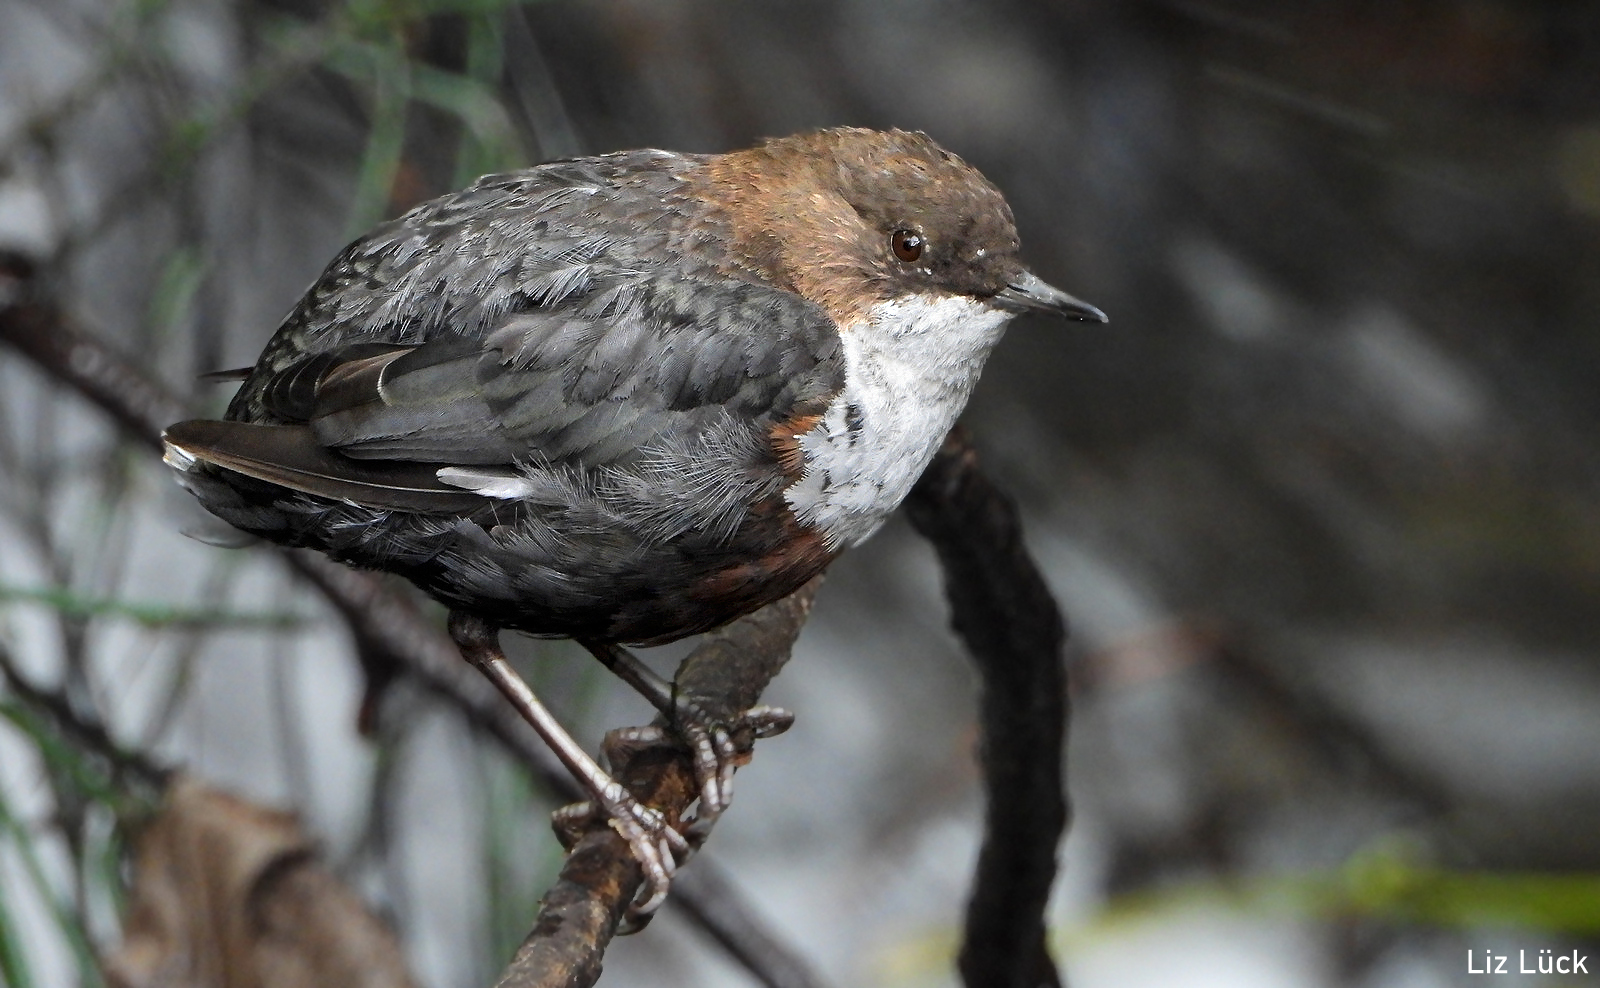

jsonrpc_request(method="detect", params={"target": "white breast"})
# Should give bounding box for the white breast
[783,294,1012,548]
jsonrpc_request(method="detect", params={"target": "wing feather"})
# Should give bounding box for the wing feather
[204,153,845,521]
[250,273,841,476]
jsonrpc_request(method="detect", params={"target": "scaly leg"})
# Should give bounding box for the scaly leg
[449,613,688,913]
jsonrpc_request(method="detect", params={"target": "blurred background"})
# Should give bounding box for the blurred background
[2,0,1598,985]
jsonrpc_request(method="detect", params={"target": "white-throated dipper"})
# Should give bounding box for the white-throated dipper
[163,127,1106,911]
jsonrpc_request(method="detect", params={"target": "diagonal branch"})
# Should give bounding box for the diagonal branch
[0,641,171,801]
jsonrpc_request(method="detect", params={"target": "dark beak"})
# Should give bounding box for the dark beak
[993,271,1108,323]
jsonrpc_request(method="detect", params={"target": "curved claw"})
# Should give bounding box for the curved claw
[551,800,593,849]
[551,793,689,920]
[740,705,795,740]
[685,723,736,819]
[607,804,680,915]
[675,705,796,842]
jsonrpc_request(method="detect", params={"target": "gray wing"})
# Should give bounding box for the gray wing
[168,271,843,524]
[170,151,842,529]
[305,271,842,466]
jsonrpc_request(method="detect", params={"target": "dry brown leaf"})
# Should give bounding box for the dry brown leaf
[102,775,416,988]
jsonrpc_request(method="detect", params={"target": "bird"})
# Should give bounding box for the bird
[162,126,1106,911]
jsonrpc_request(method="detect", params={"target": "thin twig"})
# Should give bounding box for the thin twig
[0,642,170,800]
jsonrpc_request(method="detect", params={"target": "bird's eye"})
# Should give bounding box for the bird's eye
[890,229,924,263]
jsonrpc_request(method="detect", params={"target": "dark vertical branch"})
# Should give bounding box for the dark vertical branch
[906,427,1070,988]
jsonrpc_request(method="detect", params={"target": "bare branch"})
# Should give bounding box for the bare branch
[0,641,170,800]
[906,427,1070,988]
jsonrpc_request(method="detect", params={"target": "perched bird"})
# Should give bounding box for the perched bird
[163,126,1105,909]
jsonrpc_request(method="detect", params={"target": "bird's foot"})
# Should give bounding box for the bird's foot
[573,641,796,831]
[551,706,790,930]
[551,778,690,918]
[606,704,794,841]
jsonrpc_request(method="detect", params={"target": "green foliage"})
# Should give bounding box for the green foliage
[1329,838,1600,932]
[0,584,306,630]
[146,247,207,347]
[0,838,40,988]
[0,789,104,988]
[337,39,413,236]
[1088,836,1600,935]
[0,692,140,988]
[481,749,565,966]
[884,838,1600,985]
[317,11,528,234]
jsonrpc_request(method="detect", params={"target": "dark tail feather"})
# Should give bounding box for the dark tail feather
[197,367,254,382]
[162,419,489,513]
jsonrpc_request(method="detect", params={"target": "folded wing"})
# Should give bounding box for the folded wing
[167,272,843,530]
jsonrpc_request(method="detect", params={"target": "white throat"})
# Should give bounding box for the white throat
[783,293,1012,547]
